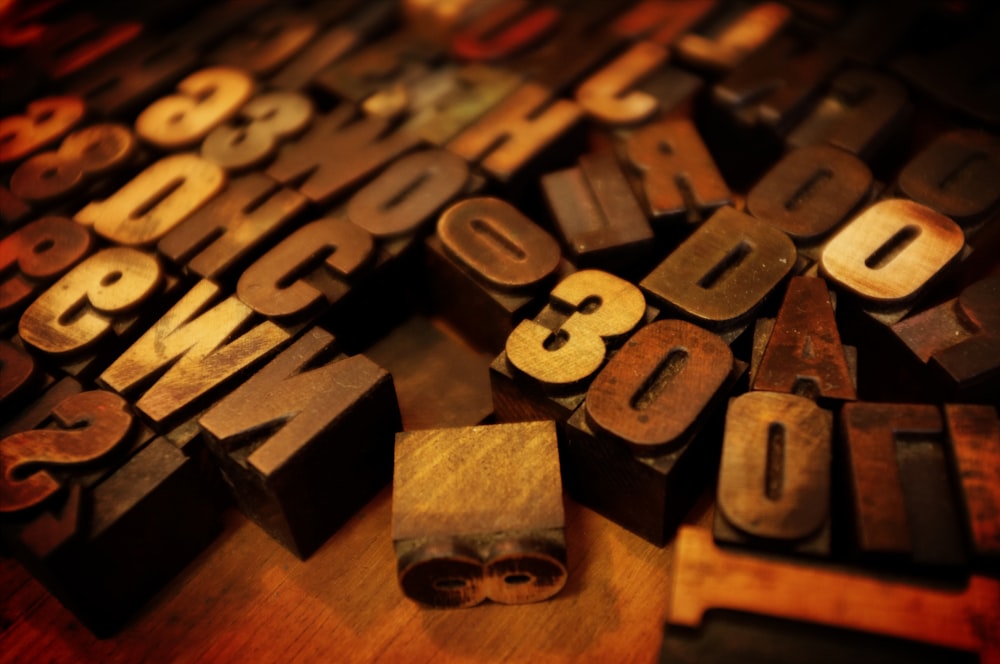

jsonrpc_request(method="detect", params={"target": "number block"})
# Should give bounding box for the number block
[199,328,400,559]
[563,320,743,545]
[392,420,566,607]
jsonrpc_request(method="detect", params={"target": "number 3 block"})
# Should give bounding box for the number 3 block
[392,421,567,607]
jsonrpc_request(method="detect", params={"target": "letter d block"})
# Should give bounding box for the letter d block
[393,421,567,607]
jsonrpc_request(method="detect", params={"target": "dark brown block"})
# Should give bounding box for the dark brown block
[392,420,566,608]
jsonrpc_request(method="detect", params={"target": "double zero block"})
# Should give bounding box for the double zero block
[392,421,566,608]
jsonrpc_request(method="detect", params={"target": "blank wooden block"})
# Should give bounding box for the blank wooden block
[392,420,566,607]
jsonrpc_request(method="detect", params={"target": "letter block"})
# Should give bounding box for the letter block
[563,320,742,545]
[199,328,400,559]
[0,389,219,636]
[392,420,566,607]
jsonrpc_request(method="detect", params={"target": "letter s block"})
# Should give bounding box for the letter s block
[392,421,566,607]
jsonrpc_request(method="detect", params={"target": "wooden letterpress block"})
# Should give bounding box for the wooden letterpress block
[944,404,1000,569]
[660,527,996,663]
[0,216,93,324]
[446,82,583,188]
[199,327,399,559]
[425,196,564,353]
[200,91,316,174]
[542,151,654,274]
[610,1,714,47]
[564,319,741,545]
[576,42,701,127]
[450,0,561,62]
[640,206,795,342]
[0,340,47,417]
[0,390,219,636]
[492,269,648,423]
[98,279,295,450]
[751,276,856,401]
[157,172,308,282]
[622,115,731,226]
[841,402,967,568]
[266,104,421,206]
[820,199,965,325]
[207,8,324,77]
[890,274,1000,403]
[787,69,910,161]
[714,392,832,556]
[17,247,174,379]
[0,96,87,167]
[76,153,226,247]
[673,2,792,73]
[392,420,566,608]
[746,145,873,269]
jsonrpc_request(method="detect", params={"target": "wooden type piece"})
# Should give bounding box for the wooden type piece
[944,404,1000,566]
[98,279,293,446]
[447,82,583,185]
[266,104,421,206]
[714,392,832,556]
[896,129,1000,227]
[563,319,738,544]
[76,153,226,248]
[0,184,31,227]
[426,196,563,353]
[787,69,910,161]
[199,328,399,559]
[611,0,715,46]
[0,340,45,418]
[201,91,315,173]
[662,526,998,664]
[576,41,700,127]
[841,402,967,568]
[493,270,646,423]
[891,275,1000,397]
[450,0,560,62]
[67,37,199,118]
[541,151,654,272]
[157,173,308,281]
[237,217,376,324]
[17,247,165,378]
[751,276,856,401]
[0,375,81,440]
[399,63,522,146]
[1,429,219,636]
[712,29,842,137]
[35,14,142,82]
[673,1,791,73]
[135,67,254,151]
[269,1,396,92]
[9,123,139,207]
[208,9,319,77]
[623,116,731,225]
[392,421,566,608]
[820,199,965,325]
[0,216,93,321]
[0,96,86,165]
[346,148,469,258]
[640,206,795,339]
[746,144,872,245]
[313,29,444,113]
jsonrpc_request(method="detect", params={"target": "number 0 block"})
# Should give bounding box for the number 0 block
[392,421,567,607]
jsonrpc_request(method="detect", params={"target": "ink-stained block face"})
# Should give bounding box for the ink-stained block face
[392,420,566,607]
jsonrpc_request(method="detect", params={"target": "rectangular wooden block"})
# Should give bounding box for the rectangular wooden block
[392,420,566,608]
[199,327,400,559]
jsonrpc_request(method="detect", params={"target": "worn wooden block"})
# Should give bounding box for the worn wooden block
[623,115,731,226]
[673,1,791,73]
[425,196,565,353]
[450,0,560,62]
[492,269,648,423]
[640,206,795,342]
[751,276,856,402]
[610,0,714,47]
[841,402,968,569]
[0,340,48,418]
[0,96,87,167]
[563,319,741,545]
[541,151,654,274]
[199,327,399,559]
[661,527,996,664]
[0,390,219,636]
[714,392,832,556]
[821,199,966,325]
[392,420,566,608]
